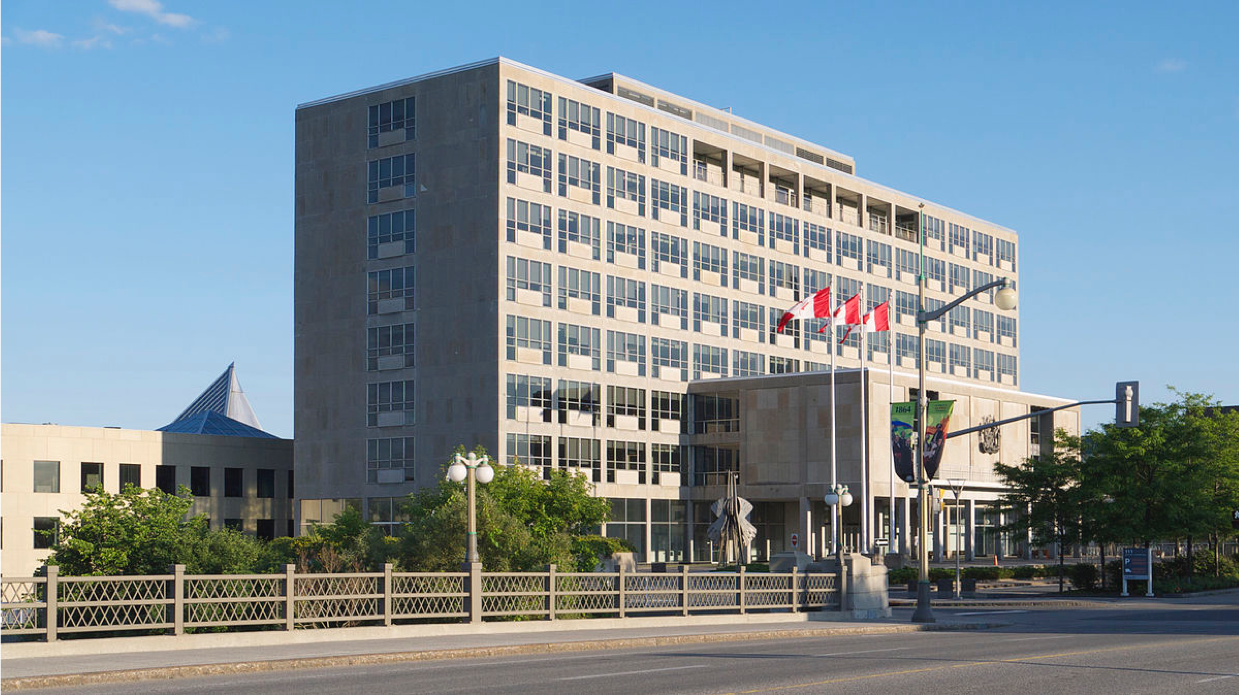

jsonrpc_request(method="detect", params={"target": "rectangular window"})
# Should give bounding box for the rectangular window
[732,202,764,244]
[606,276,646,322]
[558,153,601,204]
[973,308,995,337]
[924,297,947,331]
[650,337,688,381]
[649,284,688,330]
[973,269,995,301]
[770,356,800,374]
[924,256,946,286]
[973,231,994,259]
[692,394,739,434]
[895,248,919,283]
[651,179,688,226]
[836,230,862,266]
[693,293,728,335]
[34,517,58,550]
[367,267,415,315]
[506,256,552,307]
[693,446,739,486]
[119,463,141,490]
[368,437,415,483]
[692,343,728,379]
[926,338,947,367]
[605,166,645,215]
[949,223,971,256]
[769,260,800,298]
[506,315,552,364]
[367,154,415,203]
[770,213,799,254]
[606,440,646,483]
[367,380,415,426]
[506,80,552,135]
[557,209,601,259]
[155,465,176,494]
[506,433,553,473]
[606,222,645,269]
[997,353,1018,382]
[866,240,892,278]
[224,467,243,498]
[368,96,415,148]
[606,330,646,375]
[732,300,765,340]
[506,197,552,249]
[558,266,601,315]
[950,343,971,375]
[558,323,601,370]
[558,436,601,482]
[692,191,727,235]
[34,460,60,493]
[777,305,806,346]
[606,385,647,429]
[692,241,728,286]
[257,469,276,499]
[650,126,688,174]
[896,333,918,363]
[367,209,415,259]
[996,239,1017,269]
[558,380,600,426]
[557,96,600,148]
[605,113,645,160]
[650,231,688,277]
[506,139,551,193]
[948,306,970,334]
[506,374,553,421]
[974,348,996,377]
[923,214,945,250]
[733,252,765,294]
[804,268,830,297]
[367,323,415,371]
[651,391,685,433]
[651,444,682,478]
[949,263,971,293]
[733,349,764,376]
[80,462,103,492]
[833,275,861,351]
[805,222,829,256]
[895,290,917,323]
[997,315,1018,345]
[190,466,211,497]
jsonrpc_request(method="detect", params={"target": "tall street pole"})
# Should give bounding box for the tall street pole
[912,202,935,623]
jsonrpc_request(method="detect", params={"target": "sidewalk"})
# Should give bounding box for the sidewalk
[1,612,997,690]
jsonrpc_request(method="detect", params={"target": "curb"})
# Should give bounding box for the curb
[1,622,1000,691]
[889,599,1112,608]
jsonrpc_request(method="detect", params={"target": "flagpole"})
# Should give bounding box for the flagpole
[888,336,896,557]
[829,300,838,556]
[858,286,869,555]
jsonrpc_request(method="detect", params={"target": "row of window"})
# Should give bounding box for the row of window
[28,460,290,498]
[502,434,743,487]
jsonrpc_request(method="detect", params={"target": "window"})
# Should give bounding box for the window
[733,202,764,244]
[836,230,862,266]
[606,113,645,160]
[367,267,415,314]
[651,444,683,481]
[973,309,995,337]
[367,380,415,426]
[733,350,765,376]
[367,323,415,371]
[558,266,601,315]
[895,248,919,283]
[834,275,861,352]
[924,297,947,331]
[693,446,739,487]
[650,337,688,381]
[650,231,688,277]
[896,333,918,363]
[368,96,415,147]
[367,209,415,259]
[557,210,601,259]
[558,97,600,148]
[770,213,799,253]
[558,380,600,426]
[693,343,728,379]
[367,154,415,203]
[606,276,646,322]
[80,462,103,492]
[895,290,917,323]
[867,240,892,277]
[973,231,994,259]
[506,374,552,421]
[119,463,141,490]
[34,460,60,493]
[506,315,552,364]
[692,395,739,434]
[155,465,176,494]
[606,385,647,429]
[606,330,646,375]
[606,222,645,268]
[922,214,945,250]
[606,166,645,215]
[651,391,685,433]
[926,338,947,368]
[973,269,997,302]
[650,284,688,330]
[190,466,211,497]
[506,256,552,307]
[805,222,829,256]
[733,252,765,294]
[506,139,551,192]
[558,437,601,481]
[950,344,971,375]
[224,518,243,532]
[257,469,276,499]
[1030,406,1048,447]
[732,300,765,340]
[692,242,727,285]
[778,305,805,346]
[693,293,728,335]
[368,437,415,483]
[34,517,58,550]
[924,256,946,286]
[506,80,551,135]
[974,348,996,377]
[558,153,601,204]
[606,498,647,555]
[224,468,243,498]
[948,306,970,334]
[949,223,971,256]
[256,519,276,540]
[506,198,552,249]
[606,441,646,483]
[996,239,1017,269]
[997,315,1018,345]
[693,191,727,234]
[558,323,601,370]
[769,260,800,297]
[949,263,970,293]
[650,126,687,174]
[770,356,800,374]
[651,179,688,226]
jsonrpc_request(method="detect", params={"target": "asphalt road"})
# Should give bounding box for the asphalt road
[27,594,1239,694]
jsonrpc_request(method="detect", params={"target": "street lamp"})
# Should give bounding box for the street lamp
[911,202,1017,624]
[947,478,965,599]
[447,452,495,567]
[825,484,853,607]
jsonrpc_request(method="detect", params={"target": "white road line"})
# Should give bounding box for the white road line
[815,647,911,657]
[559,665,708,681]
[1196,675,1236,683]
[1003,635,1072,642]
[951,609,1030,616]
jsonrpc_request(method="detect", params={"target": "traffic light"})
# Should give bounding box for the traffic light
[1116,381,1139,427]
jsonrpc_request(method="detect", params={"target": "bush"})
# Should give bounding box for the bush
[1067,562,1099,591]
[569,535,635,572]
[963,566,1003,580]
[1011,565,1039,579]
[888,568,917,584]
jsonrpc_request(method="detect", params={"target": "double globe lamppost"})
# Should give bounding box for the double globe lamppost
[447,452,495,567]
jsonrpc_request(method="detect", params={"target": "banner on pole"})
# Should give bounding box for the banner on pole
[923,400,956,480]
[890,401,915,483]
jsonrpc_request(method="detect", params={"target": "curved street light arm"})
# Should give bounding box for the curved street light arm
[918,278,1012,324]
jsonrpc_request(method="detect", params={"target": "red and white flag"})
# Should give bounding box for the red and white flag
[819,292,862,333]
[776,287,831,333]
[841,300,890,342]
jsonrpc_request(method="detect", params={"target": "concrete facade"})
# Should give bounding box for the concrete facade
[0,424,294,576]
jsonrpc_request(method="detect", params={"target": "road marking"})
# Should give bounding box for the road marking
[1003,635,1071,642]
[815,647,910,657]
[952,609,1029,616]
[1196,675,1236,683]
[558,664,707,681]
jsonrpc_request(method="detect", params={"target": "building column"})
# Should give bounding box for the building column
[685,499,695,562]
[965,498,976,561]
[933,506,944,561]
[799,496,811,557]
[644,498,653,564]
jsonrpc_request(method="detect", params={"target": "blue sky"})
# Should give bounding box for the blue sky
[3,1,1237,438]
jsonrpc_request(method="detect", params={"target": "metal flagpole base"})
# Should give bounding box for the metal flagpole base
[911,581,936,623]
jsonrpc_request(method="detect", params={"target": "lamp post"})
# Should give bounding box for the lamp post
[825,484,853,607]
[447,452,495,566]
[911,202,1017,623]
[947,478,965,599]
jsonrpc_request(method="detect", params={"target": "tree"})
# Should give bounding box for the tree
[994,430,1084,592]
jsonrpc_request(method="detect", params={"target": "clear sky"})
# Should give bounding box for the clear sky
[3,1,1237,438]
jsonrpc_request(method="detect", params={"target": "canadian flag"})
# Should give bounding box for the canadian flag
[819,292,862,333]
[840,301,890,342]
[776,287,832,333]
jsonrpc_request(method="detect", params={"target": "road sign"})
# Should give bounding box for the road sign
[790,532,799,550]
[1122,548,1149,580]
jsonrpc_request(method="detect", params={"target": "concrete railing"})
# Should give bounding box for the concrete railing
[1,564,839,642]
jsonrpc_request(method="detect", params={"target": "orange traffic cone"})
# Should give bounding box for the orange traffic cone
[993,555,999,567]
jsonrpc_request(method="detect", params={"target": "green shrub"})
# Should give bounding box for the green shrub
[888,568,917,584]
[963,566,1002,580]
[1011,565,1038,579]
[1067,562,1099,591]
[569,535,635,572]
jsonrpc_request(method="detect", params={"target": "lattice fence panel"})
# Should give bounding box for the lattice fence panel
[1,579,44,632]
[294,575,381,624]
[392,574,466,618]
[482,573,547,616]
[185,577,284,625]
[803,573,839,607]
[687,574,739,608]
[554,573,618,613]
[744,574,792,607]
[624,574,682,611]
[58,578,169,631]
